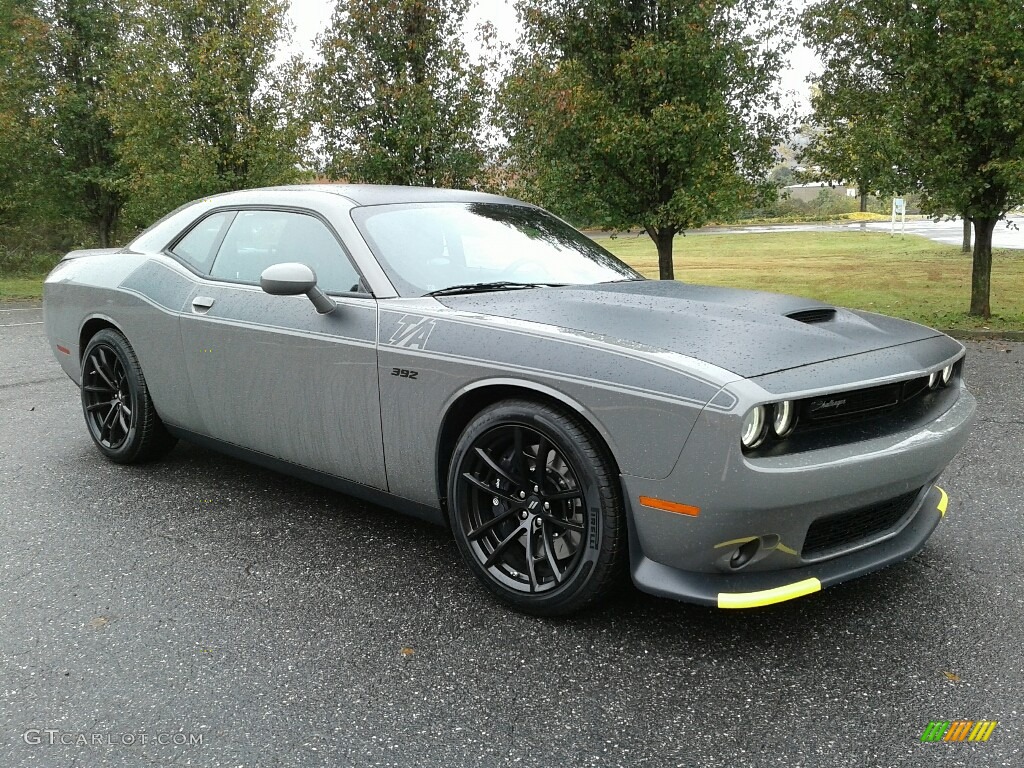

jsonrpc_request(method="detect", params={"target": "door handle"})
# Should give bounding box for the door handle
[192,296,215,313]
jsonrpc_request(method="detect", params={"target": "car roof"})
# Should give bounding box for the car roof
[246,183,527,207]
[127,183,536,265]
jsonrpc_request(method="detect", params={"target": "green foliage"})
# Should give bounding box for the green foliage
[803,0,1024,317]
[769,165,795,185]
[776,188,862,218]
[800,111,901,202]
[0,1,52,238]
[311,0,492,187]
[109,0,310,228]
[501,0,795,278]
[0,1,131,248]
[47,0,132,246]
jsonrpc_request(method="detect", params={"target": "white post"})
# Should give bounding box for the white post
[891,197,906,237]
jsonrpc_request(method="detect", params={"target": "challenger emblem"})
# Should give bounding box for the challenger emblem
[810,397,847,412]
[388,316,436,350]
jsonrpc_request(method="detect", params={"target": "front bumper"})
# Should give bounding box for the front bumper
[620,383,975,607]
[629,485,947,607]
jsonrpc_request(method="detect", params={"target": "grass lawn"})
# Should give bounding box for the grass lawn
[0,275,51,302]
[604,230,1024,332]
[0,250,59,302]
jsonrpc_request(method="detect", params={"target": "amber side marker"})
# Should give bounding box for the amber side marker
[639,496,700,517]
[56,345,70,355]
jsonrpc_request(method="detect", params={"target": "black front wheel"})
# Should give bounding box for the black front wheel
[80,329,176,463]
[447,400,625,615]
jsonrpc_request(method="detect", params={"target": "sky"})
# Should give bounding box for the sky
[287,0,822,108]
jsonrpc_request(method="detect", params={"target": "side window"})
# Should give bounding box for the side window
[169,211,235,272]
[209,210,363,294]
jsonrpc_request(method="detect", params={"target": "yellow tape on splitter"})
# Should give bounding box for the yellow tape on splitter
[717,577,822,609]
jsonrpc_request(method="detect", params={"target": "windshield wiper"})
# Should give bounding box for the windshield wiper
[424,281,564,297]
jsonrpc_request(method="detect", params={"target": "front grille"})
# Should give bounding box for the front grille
[804,383,903,422]
[747,359,964,458]
[794,367,951,432]
[802,489,922,558]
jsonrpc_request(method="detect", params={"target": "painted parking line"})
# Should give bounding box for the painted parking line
[0,322,44,327]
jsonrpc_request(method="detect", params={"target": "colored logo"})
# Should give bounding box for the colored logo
[920,720,998,742]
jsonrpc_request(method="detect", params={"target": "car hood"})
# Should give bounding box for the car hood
[434,280,942,378]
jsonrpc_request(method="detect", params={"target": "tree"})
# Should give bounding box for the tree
[109,0,309,226]
[0,1,53,239]
[803,0,1024,318]
[769,165,795,186]
[800,112,898,213]
[32,0,131,247]
[501,0,794,280]
[798,81,897,213]
[311,0,493,188]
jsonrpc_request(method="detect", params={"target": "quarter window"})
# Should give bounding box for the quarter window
[169,211,235,272]
[210,210,363,294]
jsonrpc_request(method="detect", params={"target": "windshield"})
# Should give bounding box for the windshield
[351,202,642,297]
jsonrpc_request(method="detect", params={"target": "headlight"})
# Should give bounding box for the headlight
[741,406,768,449]
[941,364,953,385]
[928,371,940,389]
[772,400,796,438]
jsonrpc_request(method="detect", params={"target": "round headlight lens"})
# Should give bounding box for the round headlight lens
[928,371,940,389]
[741,406,767,449]
[772,400,796,438]
[941,364,953,385]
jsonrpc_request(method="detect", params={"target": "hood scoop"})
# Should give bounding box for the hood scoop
[787,307,837,324]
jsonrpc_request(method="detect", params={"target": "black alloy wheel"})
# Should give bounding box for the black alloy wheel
[448,400,625,615]
[80,329,176,463]
[83,342,133,450]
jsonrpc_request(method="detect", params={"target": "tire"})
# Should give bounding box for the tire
[80,328,177,463]
[447,399,626,616]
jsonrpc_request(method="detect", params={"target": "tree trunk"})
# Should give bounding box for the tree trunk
[646,226,676,280]
[97,206,116,248]
[859,191,868,213]
[969,217,997,317]
[961,218,972,253]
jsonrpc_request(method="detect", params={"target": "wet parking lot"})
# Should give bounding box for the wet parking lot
[1,306,1022,767]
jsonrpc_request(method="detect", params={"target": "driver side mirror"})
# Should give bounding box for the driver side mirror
[259,262,336,315]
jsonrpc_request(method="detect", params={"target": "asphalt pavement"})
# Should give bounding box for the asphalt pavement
[1,306,1022,767]
[853,217,1024,250]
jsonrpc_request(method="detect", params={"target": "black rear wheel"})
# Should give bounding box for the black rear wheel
[81,329,176,463]
[448,400,625,615]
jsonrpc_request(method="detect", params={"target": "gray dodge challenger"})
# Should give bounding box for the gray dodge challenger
[43,185,976,615]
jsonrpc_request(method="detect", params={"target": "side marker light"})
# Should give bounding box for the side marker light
[639,496,700,517]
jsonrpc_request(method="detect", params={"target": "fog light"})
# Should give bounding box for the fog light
[928,371,940,389]
[941,364,953,385]
[730,538,760,569]
[741,406,767,449]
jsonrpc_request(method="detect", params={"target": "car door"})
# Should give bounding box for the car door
[178,207,387,490]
